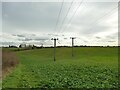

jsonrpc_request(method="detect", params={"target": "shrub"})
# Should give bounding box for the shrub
[2,49,19,77]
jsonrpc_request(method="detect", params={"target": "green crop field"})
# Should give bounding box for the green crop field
[2,47,118,88]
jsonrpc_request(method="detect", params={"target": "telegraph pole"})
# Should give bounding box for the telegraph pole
[51,38,58,62]
[70,37,76,57]
[41,43,43,48]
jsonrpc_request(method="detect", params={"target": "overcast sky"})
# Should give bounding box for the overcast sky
[0,0,119,47]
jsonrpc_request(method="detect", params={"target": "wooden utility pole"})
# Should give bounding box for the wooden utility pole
[41,43,43,48]
[51,38,58,62]
[70,37,76,57]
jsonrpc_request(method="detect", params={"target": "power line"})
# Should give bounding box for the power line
[57,0,74,35]
[54,0,64,34]
[87,5,118,31]
[61,0,84,34]
[90,5,118,26]
[62,4,118,35]
[63,1,118,35]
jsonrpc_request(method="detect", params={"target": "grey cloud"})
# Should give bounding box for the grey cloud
[24,38,33,41]
[78,38,88,42]
[12,34,37,39]
[83,40,88,43]
[66,2,117,35]
[106,32,118,39]
[77,22,113,35]
[31,34,36,36]
[34,38,49,41]
[108,41,115,42]
[18,36,49,41]
[18,38,33,41]
[17,34,25,37]
[2,2,118,46]
[12,34,17,36]
[2,2,71,33]
[3,2,117,35]
[18,39,25,41]
[1,42,18,46]
[106,36,116,39]
[1,42,14,45]
[64,38,67,39]
[96,37,101,39]
[47,33,62,37]
[48,34,56,36]
[48,34,53,36]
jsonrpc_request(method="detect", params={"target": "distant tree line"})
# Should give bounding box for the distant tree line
[2,44,119,50]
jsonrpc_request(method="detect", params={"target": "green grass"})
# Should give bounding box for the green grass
[2,47,118,88]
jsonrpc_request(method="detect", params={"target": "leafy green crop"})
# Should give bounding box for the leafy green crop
[2,47,118,88]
